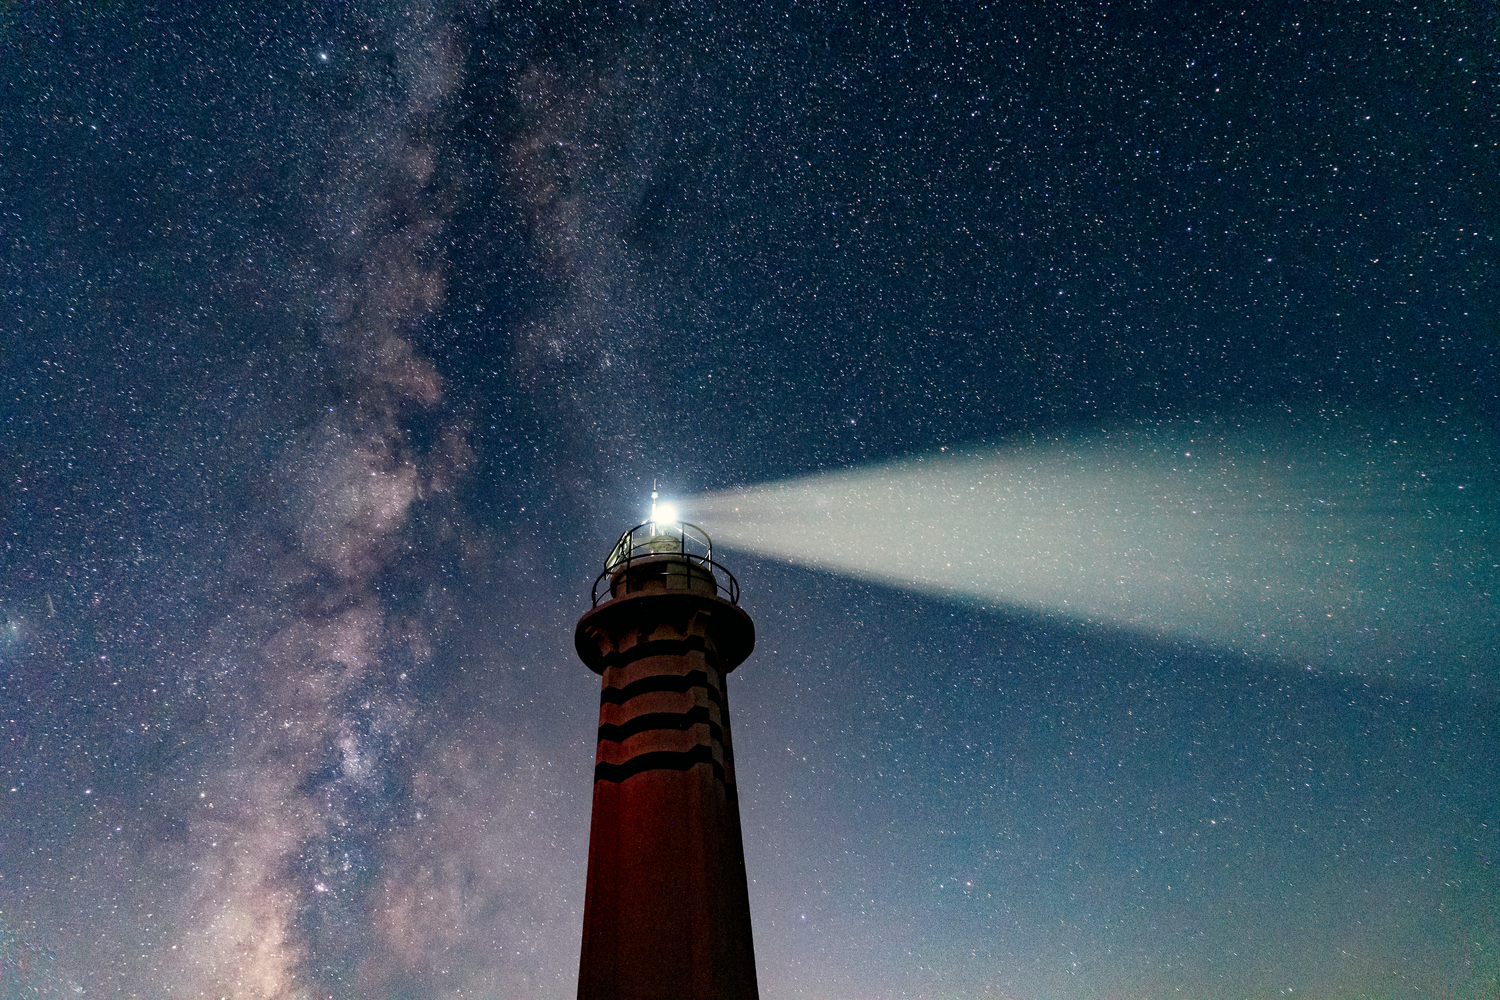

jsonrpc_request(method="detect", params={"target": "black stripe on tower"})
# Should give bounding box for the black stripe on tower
[594,636,713,672]
[600,670,722,707]
[594,745,727,784]
[597,707,725,746]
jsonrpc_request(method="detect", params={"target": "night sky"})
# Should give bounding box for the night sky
[3,2,1497,997]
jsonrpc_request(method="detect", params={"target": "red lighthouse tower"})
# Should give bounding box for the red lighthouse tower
[573,494,759,1000]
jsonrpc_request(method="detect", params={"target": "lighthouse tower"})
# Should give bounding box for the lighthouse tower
[573,494,759,1000]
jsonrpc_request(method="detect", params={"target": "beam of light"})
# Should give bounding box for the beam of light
[687,418,1497,690]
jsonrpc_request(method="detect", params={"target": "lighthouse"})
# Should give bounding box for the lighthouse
[573,493,759,1000]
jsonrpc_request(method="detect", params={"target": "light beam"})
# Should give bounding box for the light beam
[687,417,1497,690]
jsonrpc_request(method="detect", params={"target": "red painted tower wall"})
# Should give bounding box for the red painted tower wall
[574,557,758,1000]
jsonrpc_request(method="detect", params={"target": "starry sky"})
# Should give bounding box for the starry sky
[2,2,1497,998]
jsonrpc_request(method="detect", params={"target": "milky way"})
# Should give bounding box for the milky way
[154,8,473,989]
[53,5,479,996]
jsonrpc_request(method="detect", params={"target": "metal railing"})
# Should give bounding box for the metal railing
[590,520,741,607]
